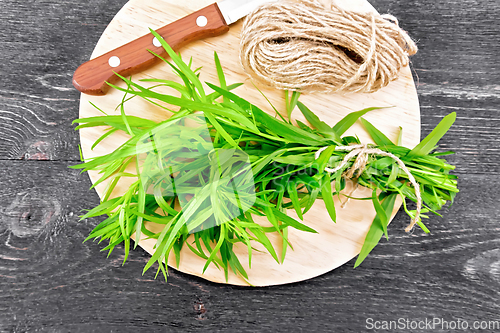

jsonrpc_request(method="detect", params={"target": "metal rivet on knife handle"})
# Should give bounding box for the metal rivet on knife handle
[196,16,208,27]
[152,37,162,48]
[108,56,121,68]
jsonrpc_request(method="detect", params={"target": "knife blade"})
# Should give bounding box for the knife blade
[73,0,278,96]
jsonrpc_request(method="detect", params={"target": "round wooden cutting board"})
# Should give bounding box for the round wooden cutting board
[78,0,421,286]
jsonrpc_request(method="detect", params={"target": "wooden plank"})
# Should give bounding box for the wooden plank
[1,0,498,174]
[0,0,127,161]
[372,0,500,175]
[0,161,498,330]
[0,0,499,329]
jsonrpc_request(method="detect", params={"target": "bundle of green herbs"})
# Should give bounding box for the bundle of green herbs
[72,31,458,283]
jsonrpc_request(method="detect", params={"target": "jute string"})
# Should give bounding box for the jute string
[240,0,418,94]
[315,145,421,232]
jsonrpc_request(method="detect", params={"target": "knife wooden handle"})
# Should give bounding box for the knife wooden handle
[73,3,229,96]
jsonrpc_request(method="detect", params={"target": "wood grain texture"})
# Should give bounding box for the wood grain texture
[78,0,420,286]
[0,164,498,332]
[0,0,499,331]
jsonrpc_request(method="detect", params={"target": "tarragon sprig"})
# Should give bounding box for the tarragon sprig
[71,30,458,282]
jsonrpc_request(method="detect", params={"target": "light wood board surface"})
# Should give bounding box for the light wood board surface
[78,0,421,286]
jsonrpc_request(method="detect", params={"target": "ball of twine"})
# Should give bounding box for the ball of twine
[239,0,418,94]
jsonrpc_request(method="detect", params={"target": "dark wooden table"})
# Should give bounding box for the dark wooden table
[1,0,499,332]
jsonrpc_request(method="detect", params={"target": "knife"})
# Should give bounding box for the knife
[72,0,277,96]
